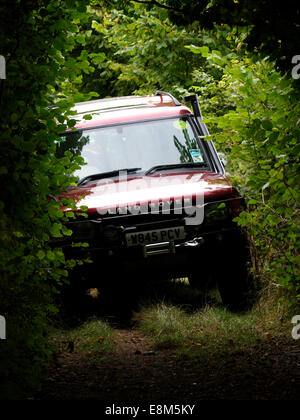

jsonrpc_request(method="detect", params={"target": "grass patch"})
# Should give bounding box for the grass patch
[50,317,116,362]
[137,300,290,360]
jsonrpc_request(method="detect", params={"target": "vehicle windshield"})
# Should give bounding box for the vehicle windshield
[57,117,208,180]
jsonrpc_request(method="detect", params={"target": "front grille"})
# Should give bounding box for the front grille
[102,212,185,229]
[57,196,241,254]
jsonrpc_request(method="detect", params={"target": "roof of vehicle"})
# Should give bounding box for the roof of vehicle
[71,93,192,129]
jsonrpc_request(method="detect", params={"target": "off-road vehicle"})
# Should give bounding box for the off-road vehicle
[56,92,252,311]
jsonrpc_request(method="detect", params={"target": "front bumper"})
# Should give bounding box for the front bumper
[52,196,245,277]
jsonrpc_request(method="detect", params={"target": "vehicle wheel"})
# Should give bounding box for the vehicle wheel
[216,232,254,311]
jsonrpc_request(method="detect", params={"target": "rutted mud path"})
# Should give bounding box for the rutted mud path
[37,325,300,401]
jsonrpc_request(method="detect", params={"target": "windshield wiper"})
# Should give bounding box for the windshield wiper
[77,167,142,186]
[145,162,208,176]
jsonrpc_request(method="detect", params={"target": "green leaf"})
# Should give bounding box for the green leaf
[37,250,46,260]
[83,114,92,120]
[261,120,273,131]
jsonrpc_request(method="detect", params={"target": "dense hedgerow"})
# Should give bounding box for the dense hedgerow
[191,48,300,305]
[0,0,98,398]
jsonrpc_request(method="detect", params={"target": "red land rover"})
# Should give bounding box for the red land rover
[56,92,253,312]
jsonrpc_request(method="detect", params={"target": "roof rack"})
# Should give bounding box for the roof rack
[155,91,181,106]
[73,93,179,116]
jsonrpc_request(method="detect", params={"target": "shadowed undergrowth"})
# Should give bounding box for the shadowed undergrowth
[50,317,116,363]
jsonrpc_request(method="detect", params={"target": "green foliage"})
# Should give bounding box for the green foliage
[74,3,236,99]
[0,0,95,398]
[120,0,300,73]
[190,47,300,305]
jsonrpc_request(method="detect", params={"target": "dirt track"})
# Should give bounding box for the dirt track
[37,325,300,401]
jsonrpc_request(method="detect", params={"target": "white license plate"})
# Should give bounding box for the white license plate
[126,226,185,247]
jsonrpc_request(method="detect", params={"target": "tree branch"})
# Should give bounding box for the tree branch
[131,0,183,13]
